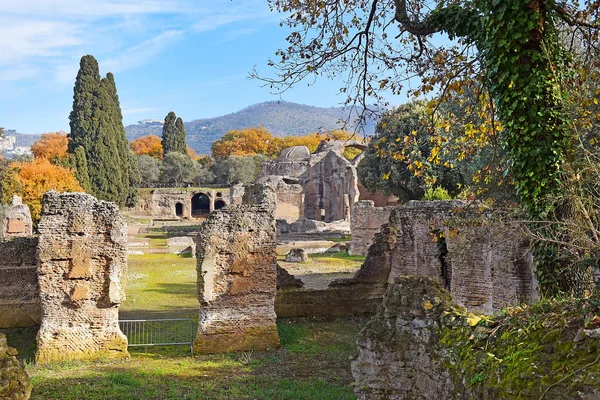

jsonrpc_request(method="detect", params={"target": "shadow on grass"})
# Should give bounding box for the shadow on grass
[146,282,196,295]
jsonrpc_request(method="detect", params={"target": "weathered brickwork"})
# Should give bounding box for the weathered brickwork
[0,237,40,328]
[349,200,395,256]
[337,201,538,313]
[35,191,129,363]
[194,184,280,353]
[0,333,32,400]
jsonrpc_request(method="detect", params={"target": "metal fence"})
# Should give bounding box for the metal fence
[119,318,196,352]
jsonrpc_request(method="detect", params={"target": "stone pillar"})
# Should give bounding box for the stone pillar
[35,191,129,363]
[1,196,33,239]
[0,333,32,400]
[194,184,280,353]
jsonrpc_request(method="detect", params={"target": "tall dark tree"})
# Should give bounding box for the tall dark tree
[161,111,177,154]
[67,55,138,206]
[162,112,187,155]
[174,116,187,154]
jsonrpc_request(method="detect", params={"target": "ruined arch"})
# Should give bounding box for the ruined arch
[191,193,210,216]
[214,199,226,210]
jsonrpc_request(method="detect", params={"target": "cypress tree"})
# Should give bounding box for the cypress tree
[161,111,177,154]
[67,55,138,206]
[174,117,187,154]
[72,146,92,192]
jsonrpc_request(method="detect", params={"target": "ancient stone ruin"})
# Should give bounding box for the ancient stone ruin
[352,276,600,399]
[0,333,31,400]
[259,141,396,233]
[278,200,538,317]
[349,200,395,256]
[128,188,230,219]
[194,184,280,353]
[339,201,538,313]
[0,237,40,328]
[35,191,129,363]
[352,276,457,399]
[1,196,33,239]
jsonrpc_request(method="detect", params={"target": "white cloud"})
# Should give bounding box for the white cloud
[0,0,188,18]
[102,30,184,73]
[0,67,40,82]
[0,19,82,65]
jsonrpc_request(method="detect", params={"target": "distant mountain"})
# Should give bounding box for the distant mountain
[125,101,376,155]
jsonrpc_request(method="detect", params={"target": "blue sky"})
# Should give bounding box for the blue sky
[0,0,379,134]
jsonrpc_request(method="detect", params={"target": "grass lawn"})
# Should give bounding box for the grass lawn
[19,316,366,400]
[121,253,198,320]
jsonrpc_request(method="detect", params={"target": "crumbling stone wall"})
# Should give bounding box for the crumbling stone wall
[337,201,538,313]
[303,150,359,222]
[0,333,31,400]
[257,175,304,223]
[349,200,395,256]
[352,276,600,400]
[35,191,129,363]
[194,184,280,353]
[0,237,40,328]
[352,276,458,400]
[1,196,33,239]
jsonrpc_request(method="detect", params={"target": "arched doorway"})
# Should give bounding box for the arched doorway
[191,193,210,216]
[214,199,226,210]
[175,203,184,217]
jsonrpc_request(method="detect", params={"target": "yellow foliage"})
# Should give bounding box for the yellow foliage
[130,135,164,160]
[2,158,83,222]
[30,132,68,162]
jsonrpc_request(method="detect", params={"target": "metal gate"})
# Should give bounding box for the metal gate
[119,318,195,351]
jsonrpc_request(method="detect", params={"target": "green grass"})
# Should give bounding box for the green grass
[121,253,198,319]
[307,251,366,263]
[23,317,366,400]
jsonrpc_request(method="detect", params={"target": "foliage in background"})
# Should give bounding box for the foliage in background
[130,135,163,160]
[212,155,267,185]
[159,152,197,187]
[1,158,82,221]
[30,132,69,164]
[67,55,138,207]
[161,112,187,155]
[358,102,463,202]
[136,155,161,187]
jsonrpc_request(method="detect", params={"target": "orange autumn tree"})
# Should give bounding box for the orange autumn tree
[130,135,164,160]
[2,158,83,222]
[30,131,69,163]
[211,126,281,158]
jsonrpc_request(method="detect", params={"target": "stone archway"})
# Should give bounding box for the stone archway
[191,193,210,216]
[214,199,226,210]
[175,203,184,217]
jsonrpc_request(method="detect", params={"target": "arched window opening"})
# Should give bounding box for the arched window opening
[191,193,210,216]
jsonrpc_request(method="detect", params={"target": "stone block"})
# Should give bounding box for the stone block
[35,191,129,363]
[284,248,308,263]
[0,333,32,400]
[194,184,280,354]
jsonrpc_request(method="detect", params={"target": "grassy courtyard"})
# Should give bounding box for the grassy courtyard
[0,229,368,399]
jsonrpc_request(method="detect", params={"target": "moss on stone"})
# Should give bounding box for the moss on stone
[438,297,600,399]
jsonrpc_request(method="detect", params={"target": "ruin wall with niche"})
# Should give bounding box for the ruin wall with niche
[349,200,396,256]
[194,184,280,354]
[35,191,129,364]
[128,188,230,219]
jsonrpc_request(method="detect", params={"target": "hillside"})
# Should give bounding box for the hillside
[125,101,376,155]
